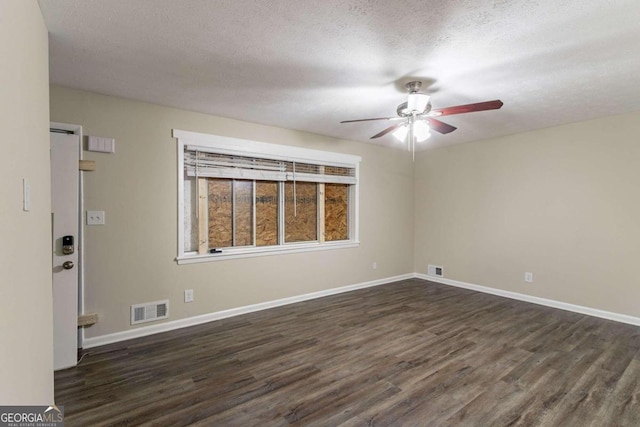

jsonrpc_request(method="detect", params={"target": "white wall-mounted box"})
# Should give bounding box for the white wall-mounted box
[88,136,115,153]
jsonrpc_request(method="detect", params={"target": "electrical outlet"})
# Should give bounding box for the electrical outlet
[184,289,194,303]
[524,272,533,283]
[86,210,105,225]
[372,262,378,270]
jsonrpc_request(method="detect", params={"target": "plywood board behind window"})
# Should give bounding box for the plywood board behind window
[325,183,348,241]
[234,180,254,246]
[256,181,278,246]
[285,181,317,242]
[208,179,232,248]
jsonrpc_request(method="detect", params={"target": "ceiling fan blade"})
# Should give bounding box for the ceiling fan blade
[432,100,503,117]
[370,122,405,139]
[426,118,457,134]
[341,117,404,123]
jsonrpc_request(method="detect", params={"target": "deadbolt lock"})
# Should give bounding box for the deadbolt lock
[62,261,74,270]
[62,235,74,255]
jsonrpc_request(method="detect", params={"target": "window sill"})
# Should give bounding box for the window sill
[176,241,360,264]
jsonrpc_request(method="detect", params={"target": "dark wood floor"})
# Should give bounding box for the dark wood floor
[55,279,640,426]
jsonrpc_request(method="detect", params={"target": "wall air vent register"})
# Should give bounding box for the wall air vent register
[131,300,169,325]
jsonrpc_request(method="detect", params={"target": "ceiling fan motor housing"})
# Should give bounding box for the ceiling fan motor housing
[399,81,431,116]
[405,81,422,93]
[397,99,432,117]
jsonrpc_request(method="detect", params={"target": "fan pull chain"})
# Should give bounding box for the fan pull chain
[410,116,416,162]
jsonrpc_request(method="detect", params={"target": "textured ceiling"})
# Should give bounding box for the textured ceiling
[39,0,640,150]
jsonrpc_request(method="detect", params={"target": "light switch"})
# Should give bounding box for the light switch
[88,136,115,153]
[23,178,30,211]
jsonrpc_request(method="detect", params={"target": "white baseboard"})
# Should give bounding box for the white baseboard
[414,273,640,327]
[83,273,414,349]
[83,272,640,349]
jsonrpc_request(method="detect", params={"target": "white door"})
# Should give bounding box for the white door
[51,132,79,370]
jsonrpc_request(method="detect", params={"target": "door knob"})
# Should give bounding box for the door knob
[62,261,74,270]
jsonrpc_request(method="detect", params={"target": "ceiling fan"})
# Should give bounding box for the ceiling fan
[340,81,503,158]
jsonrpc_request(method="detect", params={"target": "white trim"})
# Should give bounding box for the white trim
[177,241,359,264]
[278,181,285,244]
[352,162,360,242]
[414,273,640,327]
[186,169,287,181]
[284,172,356,185]
[82,273,414,348]
[177,140,185,257]
[82,272,640,349]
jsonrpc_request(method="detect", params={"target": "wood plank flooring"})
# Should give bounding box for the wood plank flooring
[55,279,640,426]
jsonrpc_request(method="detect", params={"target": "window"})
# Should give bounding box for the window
[175,130,360,264]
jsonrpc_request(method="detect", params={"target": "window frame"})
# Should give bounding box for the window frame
[174,129,361,264]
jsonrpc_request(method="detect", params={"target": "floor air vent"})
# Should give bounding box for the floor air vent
[131,300,169,325]
[428,264,444,277]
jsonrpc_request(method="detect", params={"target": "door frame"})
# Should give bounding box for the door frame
[51,121,85,349]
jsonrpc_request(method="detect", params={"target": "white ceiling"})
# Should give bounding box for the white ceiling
[39,0,640,150]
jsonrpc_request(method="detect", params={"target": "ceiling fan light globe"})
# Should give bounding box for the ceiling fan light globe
[414,120,431,142]
[392,125,409,142]
[407,93,430,113]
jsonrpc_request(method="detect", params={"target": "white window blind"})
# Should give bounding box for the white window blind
[185,145,357,184]
[184,147,287,181]
[284,161,357,184]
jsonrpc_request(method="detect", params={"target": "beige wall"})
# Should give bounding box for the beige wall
[49,86,414,339]
[414,112,640,317]
[0,1,53,404]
